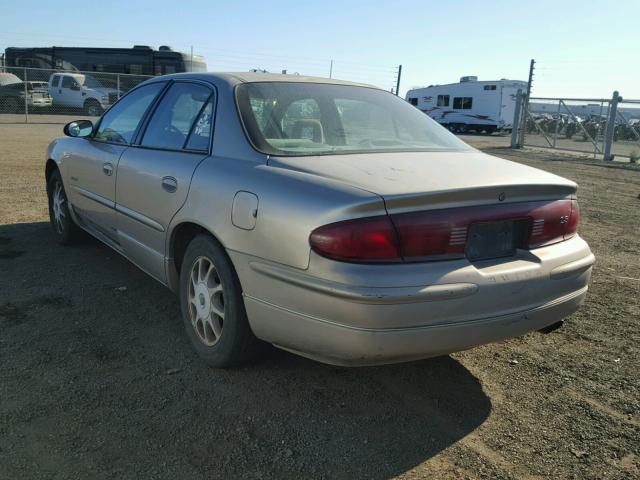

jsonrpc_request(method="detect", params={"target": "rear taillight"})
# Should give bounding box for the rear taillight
[309,216,401,262]
[309,199,580,263]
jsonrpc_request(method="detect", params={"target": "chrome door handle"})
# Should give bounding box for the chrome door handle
[161,176,177,193]
[102,163,113,176]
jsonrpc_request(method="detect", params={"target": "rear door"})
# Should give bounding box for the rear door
[114,81,215,281]
[65,82,166,240]
[49,74,61,105]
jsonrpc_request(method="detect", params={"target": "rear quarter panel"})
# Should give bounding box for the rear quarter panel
[169,156,387,270]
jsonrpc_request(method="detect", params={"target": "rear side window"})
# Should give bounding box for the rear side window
[50,75,60,88]
[141,82,213,151]
[94,82,165,145]
[453,97,473,109]
[185,100,214,151]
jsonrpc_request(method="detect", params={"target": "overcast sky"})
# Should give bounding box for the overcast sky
[1,0,638,99]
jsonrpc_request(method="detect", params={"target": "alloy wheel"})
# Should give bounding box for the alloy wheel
[52,180,66,234]
[187,256,225,346]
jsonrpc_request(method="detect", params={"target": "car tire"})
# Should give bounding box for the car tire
[179,234,259,367]
[47,169,84,245]
[84,99,103,117]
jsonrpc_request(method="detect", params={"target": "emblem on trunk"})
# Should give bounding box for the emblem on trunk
[498,192,506,201]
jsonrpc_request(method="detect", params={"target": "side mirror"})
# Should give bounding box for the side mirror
[64,120,94,138]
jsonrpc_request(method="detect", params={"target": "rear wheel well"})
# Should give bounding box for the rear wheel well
[171,222,209,274]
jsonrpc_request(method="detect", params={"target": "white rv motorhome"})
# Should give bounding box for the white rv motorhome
[406,76,527,133]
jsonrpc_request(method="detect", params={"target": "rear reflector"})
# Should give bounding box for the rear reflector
[309,199,579,263]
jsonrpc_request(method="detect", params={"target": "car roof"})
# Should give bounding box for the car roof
[152,71,376,89]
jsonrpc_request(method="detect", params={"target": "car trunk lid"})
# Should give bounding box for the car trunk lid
[268,150,577,213]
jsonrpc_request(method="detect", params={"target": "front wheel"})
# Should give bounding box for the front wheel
[179,234,259,367]
[47,169,84,244]
[84,99,103,116]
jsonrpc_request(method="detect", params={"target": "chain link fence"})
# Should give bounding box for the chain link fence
[513,91,640,162]
[0,67,152,124]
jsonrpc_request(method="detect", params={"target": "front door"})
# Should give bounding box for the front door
[66,81,166,241]
[114,81,215,282]
[58,76,83,107]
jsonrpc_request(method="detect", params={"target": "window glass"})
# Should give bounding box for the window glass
[437,95,450,106]
[408,97,418,106]
[237,82,471,156]
[484,85,497,91]
[281,98,321,141]
[94,82,164,145]
[50,75,60,88]
[141,82,211,150]
[335,98,396,146]
[61,76,78,88]
[453,97,473,109]
[185,99,214,151]
[248,97,277,130]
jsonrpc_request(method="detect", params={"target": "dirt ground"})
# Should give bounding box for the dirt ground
[0,122,639,480]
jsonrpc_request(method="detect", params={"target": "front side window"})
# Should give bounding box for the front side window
[437,95,450,107]
[237,82,471,156]
[453,97,473,109]
[61,76,79,89]
[94,82,165,145]
[141,82,213,151]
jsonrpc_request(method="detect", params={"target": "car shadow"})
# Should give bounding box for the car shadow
[1,221,491,480]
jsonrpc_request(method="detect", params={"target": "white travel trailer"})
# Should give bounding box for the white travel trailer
[406,76,527,133]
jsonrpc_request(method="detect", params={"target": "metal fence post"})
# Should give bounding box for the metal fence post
[603,91,621,161]
[518,90,529,148]
[23,67,29,123]
[511,89,523,148]
[117,74,120,100]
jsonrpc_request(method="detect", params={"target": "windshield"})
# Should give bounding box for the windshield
[236,82,472,156]
[82,75,105,88]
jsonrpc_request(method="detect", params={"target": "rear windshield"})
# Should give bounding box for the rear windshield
[236,82,471,156]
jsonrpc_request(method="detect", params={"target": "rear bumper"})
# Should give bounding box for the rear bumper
[232,235,594,366]
[244,286,588,366]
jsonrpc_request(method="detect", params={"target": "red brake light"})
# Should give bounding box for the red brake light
[310,200,580,263]
[309,216,401,262]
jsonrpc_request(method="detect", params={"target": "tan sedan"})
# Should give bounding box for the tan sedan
[45,72,594,367]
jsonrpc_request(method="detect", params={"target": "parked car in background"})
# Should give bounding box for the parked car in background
[0,72,52,112]
[48,72,119,116]
[45,72,594,368]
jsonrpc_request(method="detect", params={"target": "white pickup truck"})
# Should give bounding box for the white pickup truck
[48,73,119,116]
